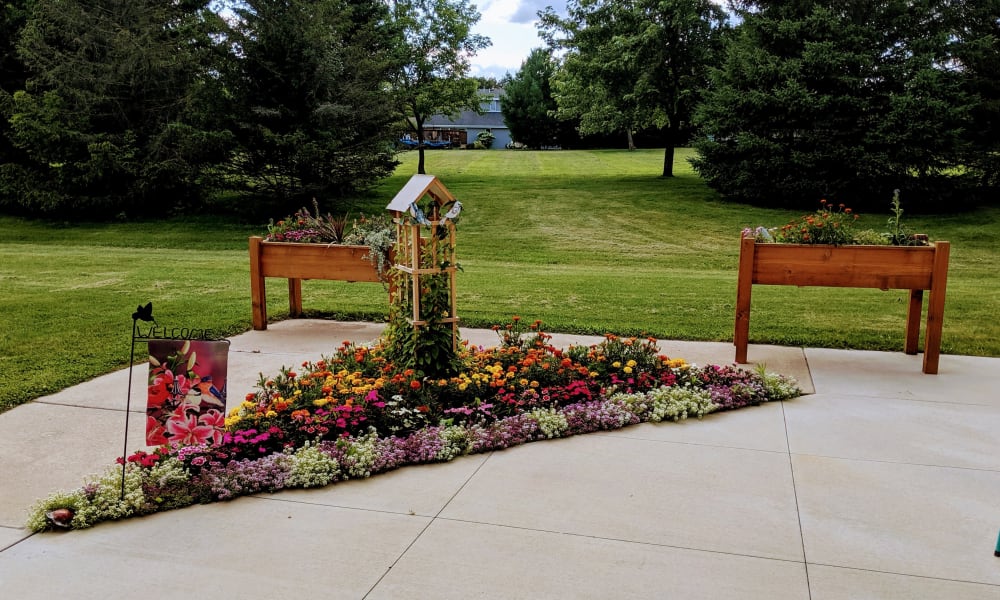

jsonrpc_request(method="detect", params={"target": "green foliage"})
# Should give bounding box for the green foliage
[949,0,1000,189]
[692,1,986,209]
[755,193,929,246]
[388,0,491,174]
[0,0,35,177]
[3,0,233,217]
[383,226,461,378]
[501,48,565,149]
[539,0,728,175]
[224,0,400,212]
[475,130,495,149]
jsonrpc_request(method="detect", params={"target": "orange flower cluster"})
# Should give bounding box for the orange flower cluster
[774,199,859,245]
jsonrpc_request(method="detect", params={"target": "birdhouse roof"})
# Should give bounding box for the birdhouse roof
[386,174,455,213]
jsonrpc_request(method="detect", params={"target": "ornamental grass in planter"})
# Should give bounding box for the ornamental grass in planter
[249,201,396,329]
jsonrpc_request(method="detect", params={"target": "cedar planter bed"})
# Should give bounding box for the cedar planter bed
[734,236,950,374]
[249,236,385,330]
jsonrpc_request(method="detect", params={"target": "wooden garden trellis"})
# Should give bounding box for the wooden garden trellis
[385,174,460,351]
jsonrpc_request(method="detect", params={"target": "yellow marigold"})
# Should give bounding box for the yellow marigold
[265,410,277,418]
[612,361,621,368]
[626,359,637,368]
[313,398,330,407]
[623,367,633,374]
[519,378,529,387]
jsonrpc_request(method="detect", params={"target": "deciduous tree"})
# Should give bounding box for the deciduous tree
[540,0,728,176]
[388,0,490,174]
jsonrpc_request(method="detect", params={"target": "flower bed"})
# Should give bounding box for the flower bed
[28,318,801,531]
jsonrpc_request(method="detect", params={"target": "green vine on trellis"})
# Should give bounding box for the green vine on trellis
[381,203,462,378]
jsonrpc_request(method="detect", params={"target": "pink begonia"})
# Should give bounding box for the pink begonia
[166,413,216,446]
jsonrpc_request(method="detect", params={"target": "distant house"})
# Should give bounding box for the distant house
[423,89,512,149]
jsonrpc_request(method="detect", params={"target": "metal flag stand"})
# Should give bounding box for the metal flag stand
[121,302,155,499]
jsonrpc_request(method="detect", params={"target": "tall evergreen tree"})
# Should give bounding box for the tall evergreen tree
[225,0,402,209]
[950,0,1000,189]
[502,48,564,149]
[692,1,978,209]
[4,0,232,215]
[0,1,36,190]
[540,0,728,176]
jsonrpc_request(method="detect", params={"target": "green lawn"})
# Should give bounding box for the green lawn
[2,148,997,413]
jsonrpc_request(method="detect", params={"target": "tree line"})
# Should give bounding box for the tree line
[2,1,997,216]
[0,0,487,218]
[502,0,998,209]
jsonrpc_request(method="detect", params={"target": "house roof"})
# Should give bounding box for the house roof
[386,174,456,213]
[425,110,507,129]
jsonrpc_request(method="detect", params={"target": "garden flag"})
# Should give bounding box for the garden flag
[146,340,228,446]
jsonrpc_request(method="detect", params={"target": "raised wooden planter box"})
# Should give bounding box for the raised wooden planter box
[734,236,950,374]
[249,236,384,330]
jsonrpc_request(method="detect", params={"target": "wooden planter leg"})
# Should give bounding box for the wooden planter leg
[904,289,923,355]
[922,241,950,374]
[288,278,303,318]
[734,236,755,363]
[249,236,268,330]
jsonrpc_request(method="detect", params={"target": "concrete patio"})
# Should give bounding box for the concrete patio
[0,319,997,598]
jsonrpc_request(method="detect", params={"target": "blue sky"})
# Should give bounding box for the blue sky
[470,0,567,79]
[469,0,731,80]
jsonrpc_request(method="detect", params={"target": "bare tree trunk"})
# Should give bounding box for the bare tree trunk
[661,124,676,177]
[662,146,675,177]
[415,117,427,174]
[626,129,636,151]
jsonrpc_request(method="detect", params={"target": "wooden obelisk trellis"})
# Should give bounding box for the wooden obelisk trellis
[385,174,460,350]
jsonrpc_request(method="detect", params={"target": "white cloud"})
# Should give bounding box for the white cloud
[471,1,565,77]
[469,0,730,79]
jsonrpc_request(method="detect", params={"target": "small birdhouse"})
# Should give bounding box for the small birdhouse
[386,174,462,350]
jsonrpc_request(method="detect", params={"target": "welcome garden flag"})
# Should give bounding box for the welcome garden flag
[146,340,228,446]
